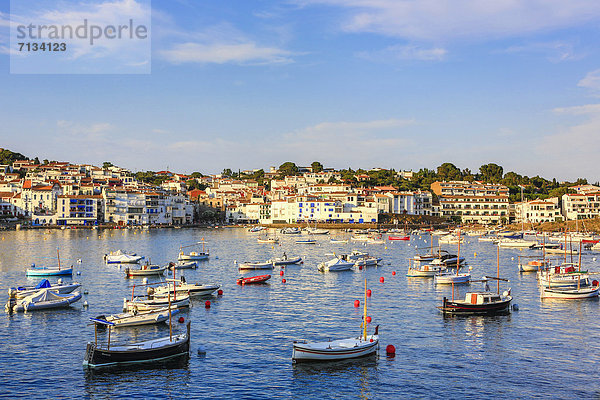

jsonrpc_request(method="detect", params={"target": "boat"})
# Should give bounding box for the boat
[518,257,549,272]
[497,238,536,248]
[257,236,279,244]
[6,288,82,313]
[305,228,329,235]
[178,240,209,261]
[249,226,266,232]
[438,245,512,315]
[537,263,591,288]
[124,262,167,277]
[292,279,379,362]
[281,227,301,234]
[167,261,197,270]
[9,278,81,299]
[238,261,274,270]
[354,256,382,267]
[318,258,354,272]
[237,274,271,285]
[94,306,179,328]
[267,254,302,265]
[123,294,190,313]
[366,237,385,244]
[541,282,600,299]
[296,239,317,244]
[434,231,471,284]
[406,262,446,278]
[83,320,190,369]
[340,250,370,261]
[438,234,463,244]
[388,235,410,241]
[153,277,220,297]
[104,250,144,264]
[330,238,349,244]
[26,248,73,277]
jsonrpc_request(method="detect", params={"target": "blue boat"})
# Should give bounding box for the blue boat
[26,265,73,277]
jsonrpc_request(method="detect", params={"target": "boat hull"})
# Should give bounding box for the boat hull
[83,324,190,369]
[292,336,378,362]
[438,297,511,315]
[26,268,73,277]
[237,275,271,285]
[541,287,599,299]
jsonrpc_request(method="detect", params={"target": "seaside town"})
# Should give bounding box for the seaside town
[0,148,597,230]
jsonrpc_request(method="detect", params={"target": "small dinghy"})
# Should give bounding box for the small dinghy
[238,261,274,270]
[26,264,73,277]
[94,306,179,328]
[124,294,190,313]
[9,278,81,300]
[267,254,302,266]
[7,288,81,312]
[296,239,317,244]
[167,261,197,270]
[388,236,410,241]
[178,240,210,261]
[318,258,354,272]
[153,277,220,297]
[257,237,279,244]
[237,275,271,285]
[292,280,379,362]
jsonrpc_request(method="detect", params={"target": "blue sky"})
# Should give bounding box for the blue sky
[1,0,600,182]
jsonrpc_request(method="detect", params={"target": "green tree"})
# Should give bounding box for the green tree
[33,157,40,165]
[436,163,462,181]
[479,163,503,183]
[103,161,114,169]
[278,162,299,177]
[190,172,203,178]
[222,168,233,178]
[311,161,324,173]
[0,149,28,165]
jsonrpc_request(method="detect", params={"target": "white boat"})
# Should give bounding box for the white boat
[434,271,471,284]
[257,237,279,244]
[438,234,463,244]
[305,228,329,235]
[406,262,446,278]
[330,238,349,244]
[354,256,382,267]
[366,237,385,244]
[238,261,274,270]
[497,239,536,248]
[7,288,81,312]
[249,226,266,232]
[296,239,317,244]
[281,227,301,234]
[9,278,81,300]
[350,235,370,242]
[104,250,144,264]
[340,250,370,261]
[267,255,302,265]
[593,242,600,251]
[518,258,549,272]
[124,263,167,277]
[123,294,190,313]
[167,261,197,270]
[94,306,179,328]
[178,240,209,261]
[153,278,220,297]
[537,264,590,288]
[541,285,600,299]
[478,236,498,242]
[292,279,379,362]
[318,258,354,272]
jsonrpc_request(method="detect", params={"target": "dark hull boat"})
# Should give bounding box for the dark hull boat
[439,294,512,315]
[83,321,190,369]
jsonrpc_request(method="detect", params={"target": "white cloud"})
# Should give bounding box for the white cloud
[357,44,447,62]
[296,0,600,42]
[578,69,600,92]
[501,41,582,62]
[160,42,293,65]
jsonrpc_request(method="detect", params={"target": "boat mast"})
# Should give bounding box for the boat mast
[496,244,500,294]
[363,279,367,341]
[57,248,61,271]
[455,229,461,276]
[168,282,172,342]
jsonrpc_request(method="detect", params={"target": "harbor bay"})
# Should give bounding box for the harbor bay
[1,227,599,399]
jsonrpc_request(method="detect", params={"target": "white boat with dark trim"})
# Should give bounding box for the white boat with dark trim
[123,294,190,313]
[238,261,274,270]
[267,255,302,265]
[94,306,179,328]
[6,288,82,313]
[9,278,81,300]
[318,258,354,272]
[178,240,209,261]
[124,263,167,277]
[104,250,144,264]
[153,277,220,297]
[167,261,197,270]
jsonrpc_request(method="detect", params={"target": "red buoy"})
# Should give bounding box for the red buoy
[366,289,372,297]
[359,265,363,270]
[370,338,373,342]
[354,300,360,307]
[379,276,385,283]
[217,289,223,296]
[280,270,284,276]
[366,316,372,323]
[594,280,599,286]
[178,316,185,323]
[282,278,286,283]
[205,300,211,308]
[386,344,396,355]
[392,271,396,276]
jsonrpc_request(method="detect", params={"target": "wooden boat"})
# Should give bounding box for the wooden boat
[94,306,179,328]
[125,262,167,277]
[83,320,190,369]
[238,261,274,270]
[438,234,463,244]
[497,239,536,248]
[537,264,591,288]
[26,265,73,277]
[406,262,446,277]
[296,239,317,244]
[7,288,81,313]
[438,245,512,315]
[388,235,410,241]
[267,255,302,265]
[541,285,600,299]
[237,275,271,285]
[257,237,279,244]
[104,250,144,264]
[434,231,471,284]
[167,261,197,270]
[292,279,379,362]
[123,295,190,313]
[9,278,81,299]
[178,240,209,261]
[330,238,349,243]
[318,258,354,272]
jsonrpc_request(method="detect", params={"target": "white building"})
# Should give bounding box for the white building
[56,195,102,226]
[514,198,561,223]
[562,192,600,220]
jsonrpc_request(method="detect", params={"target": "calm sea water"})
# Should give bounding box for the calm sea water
[1,228,600,399]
